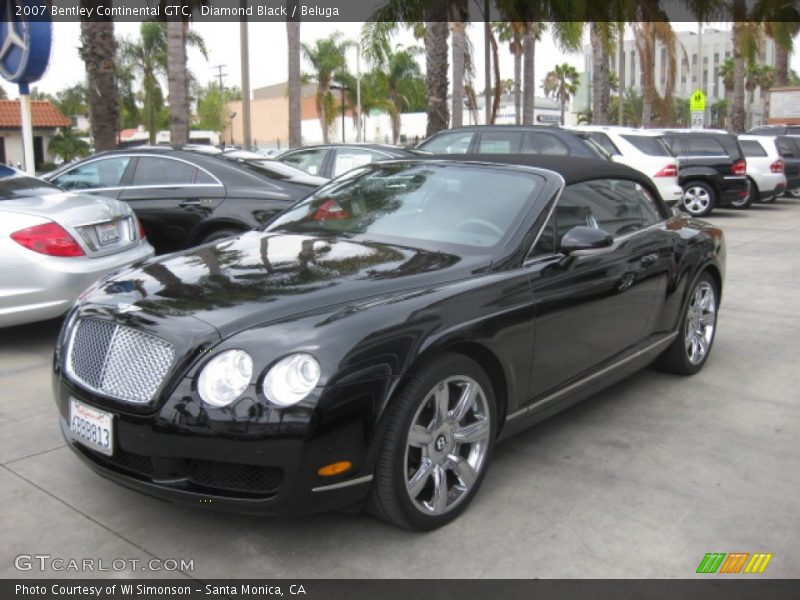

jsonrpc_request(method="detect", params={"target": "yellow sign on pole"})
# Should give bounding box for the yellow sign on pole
[690,89,707,112]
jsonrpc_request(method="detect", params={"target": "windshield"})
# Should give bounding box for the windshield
[267,162,542,252]
[0,167,63,199]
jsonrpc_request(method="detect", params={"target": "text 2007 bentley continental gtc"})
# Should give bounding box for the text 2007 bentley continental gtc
[53,156,725,530]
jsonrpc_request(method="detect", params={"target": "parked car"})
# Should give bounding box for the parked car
[0,166,154,328]
[775,136,800,197]
[44,147,323,254]
[53,155,724,530]
[737,135,787,204]
[417,125,608,159]
[654,130,749,216]
[276,144,421,180]
[568,126,683,205]
[747,124,800,136]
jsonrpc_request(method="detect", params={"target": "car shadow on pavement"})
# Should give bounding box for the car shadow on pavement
[0,317,63,352]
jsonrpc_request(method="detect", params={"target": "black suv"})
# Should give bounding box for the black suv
[776,136,800,197]
[417,125,608,159]
[654,130,749,217]
[747,124,800,136]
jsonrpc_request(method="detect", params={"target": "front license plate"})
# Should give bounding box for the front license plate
[95,222,120,246]
[69,398,114,456]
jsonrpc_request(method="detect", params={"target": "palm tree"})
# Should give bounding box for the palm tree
[730,15,762,133]
[493,21,524,124]
[119,23,205,145]
[543,63,580,125]
[363,46,425,143]
[287,5,302,148]
[302,32,354,144]
[79,9,118,151]
[449,0,469,128]
[590,23,614,125]
[166,17,208,146]
[49,128,91,162]
[634,16,679,127]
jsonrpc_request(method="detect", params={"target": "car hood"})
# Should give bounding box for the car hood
[0,192,131,227]
[83,230,481,338]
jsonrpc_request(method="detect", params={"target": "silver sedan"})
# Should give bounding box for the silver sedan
[0,169,154,327]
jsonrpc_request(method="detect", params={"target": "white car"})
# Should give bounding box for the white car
[568,126,683,205]
[1,168,154,328]
[737,135,787,204]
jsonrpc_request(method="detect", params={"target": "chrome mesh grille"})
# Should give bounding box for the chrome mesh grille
[66,319,175,404]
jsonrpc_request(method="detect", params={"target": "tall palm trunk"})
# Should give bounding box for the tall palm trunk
[450,22,467,128]
[167,19,189,146]
[730,11,747,133]
[617,25,625,125]
[522,22,538,125]
[774,45,788,87]
[79,16,118,151]
[591,23,610,125]
[489,29,501,124]
[287,8,301,148]
[424,7,449,136]
[635,22,656,126]
[514,48,522,124]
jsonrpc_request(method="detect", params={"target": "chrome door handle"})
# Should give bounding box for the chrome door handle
[178,199,202,208]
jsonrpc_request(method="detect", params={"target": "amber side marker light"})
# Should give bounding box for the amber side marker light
[318,461,352,476]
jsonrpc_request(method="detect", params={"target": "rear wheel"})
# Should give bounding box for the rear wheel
[788,188,800,198]
[656,272,719,375]
[731,178,755,208]
[681,181,716,217]
[366,354,496,530]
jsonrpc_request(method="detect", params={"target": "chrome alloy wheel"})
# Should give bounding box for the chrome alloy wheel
[683,186,711,215]
[403,376,491,516]
[685,281,717,365]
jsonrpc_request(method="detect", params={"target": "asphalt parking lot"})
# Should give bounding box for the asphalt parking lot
[1,199,798,580]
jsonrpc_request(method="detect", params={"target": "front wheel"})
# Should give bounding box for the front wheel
[681,181,716,217]
[366,354,496,530]
[656,272,719,375]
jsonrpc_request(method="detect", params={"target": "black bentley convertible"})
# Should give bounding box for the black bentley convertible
[53,155,725,530]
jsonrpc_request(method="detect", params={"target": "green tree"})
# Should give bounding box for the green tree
[193,82,241,133]
[53,83,88,117]
[302,32,354,144]
[49,128,91,162]
[543,63,580,125]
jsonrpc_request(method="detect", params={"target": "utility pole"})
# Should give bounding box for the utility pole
[214,64,227,95]
[240,13,251,150]
[484,0,490,124]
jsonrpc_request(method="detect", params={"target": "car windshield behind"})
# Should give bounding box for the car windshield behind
[267,163,541,251]
[621,134,672,156]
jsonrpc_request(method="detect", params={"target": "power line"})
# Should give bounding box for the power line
[213,64,227,94]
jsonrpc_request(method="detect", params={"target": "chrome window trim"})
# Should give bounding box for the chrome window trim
[53,154,225,189]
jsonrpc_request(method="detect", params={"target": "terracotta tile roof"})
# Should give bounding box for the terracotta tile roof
[119,128,140,140]
[0,100,72,128]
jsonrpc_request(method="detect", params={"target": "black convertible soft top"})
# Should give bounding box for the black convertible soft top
[413,154,653,187]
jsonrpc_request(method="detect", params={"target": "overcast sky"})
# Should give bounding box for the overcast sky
[3,21,799,101]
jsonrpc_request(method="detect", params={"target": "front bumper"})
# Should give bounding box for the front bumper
[53,372,380,516]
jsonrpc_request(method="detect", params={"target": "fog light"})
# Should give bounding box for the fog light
[318,461,352,476]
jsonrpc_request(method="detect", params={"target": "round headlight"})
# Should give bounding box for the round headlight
[262,353,321,407]
[197,349,253,407]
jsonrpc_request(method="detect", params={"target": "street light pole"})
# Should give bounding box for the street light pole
[240,15,251,150]
[356,45,362,142]
[484,0,491,125]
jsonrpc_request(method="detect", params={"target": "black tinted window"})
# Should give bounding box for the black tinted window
[621,135,672,156]
[740,140,768,157]
[540,179,662,250]
[777,138,798,157]
[522,132,570,156]
[133,157,197,185]
[421,131,474,154]
[478,131,522,153]
[686,136,726,156]
[588,133,620,155]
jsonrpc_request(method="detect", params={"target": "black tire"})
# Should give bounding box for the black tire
[200,228,243,244]
[731,178,755,209]
[680,181,716,217]
[656,272,719,376]
[366,353,497,531]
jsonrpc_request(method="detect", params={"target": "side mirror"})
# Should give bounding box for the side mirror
[560,226,614,254]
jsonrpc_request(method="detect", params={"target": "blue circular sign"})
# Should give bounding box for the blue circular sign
[0,0,52,84]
